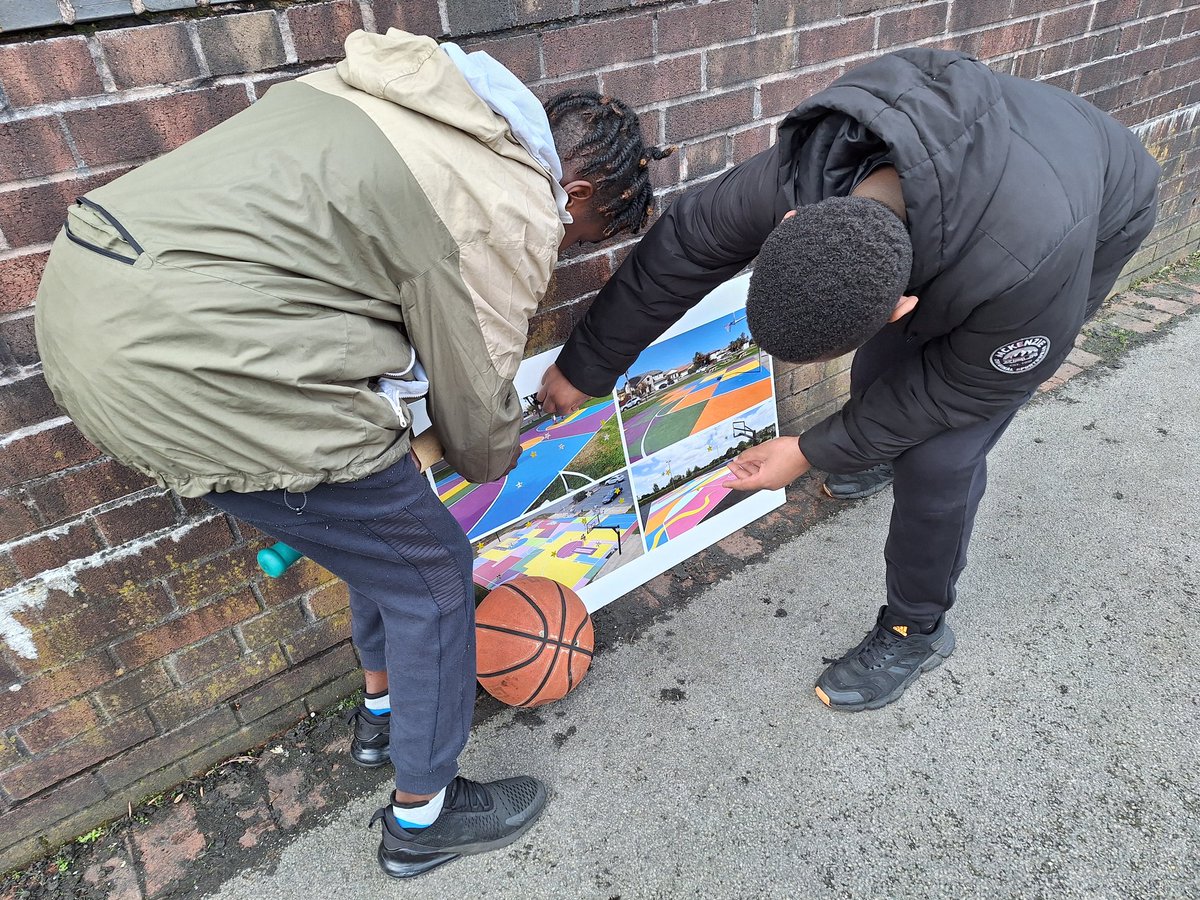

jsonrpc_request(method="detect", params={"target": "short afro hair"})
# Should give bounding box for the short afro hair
[746,196,912,363]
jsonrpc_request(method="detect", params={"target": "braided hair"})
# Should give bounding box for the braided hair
[544,91,675,237]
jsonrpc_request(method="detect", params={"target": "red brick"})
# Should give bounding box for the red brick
[97,23,202,90]
[0,38,105,109]
[72,516,236,599]
[9,521,105,580]
[0,492,39,543]
[842,0,906,13]
[152,644,287,730]
[525,301,580,356]
[544,254,612,309]
[463,34,541,83]
[0,654,117,727]
[949,0,1014,31]
[65,86,251,168]
[732,124,773,165]
[93,494,179,546]
[196,11,287,77]
[282,609,350,665]
[760,64,843,117]
[0,421,103,492]
[969,21,1040,61]
[531,74,603,105]
[254,555,336,607]
[541,15,653,78]
[287,0,364,64]
[665,88,754,142]
[797,18,875,66]
[513,0,574,28]
[1037,5,1094,45]
[0,167,130,250]
[21,585,174,669]
[683,135,728,181]
[27,459,155,527]
[707,34,794,89]
[0,372,59,435]
[1092,0,1139,30]
[0,117,75,184]
[602,55,702,109]
[306,580,350,618]
[97,707,237,791]
[658,0,754,53]
[1165,33,1200,69]
[113,590,259,670]
[15,697,100,754]
[372,0,443,37]
[240,601,307,649]
[878,2,948,48]
[169,633,242,684]
[233,643,355,722]
[0,710,154,800]
[757,0,840,33]
[0,773,106,855]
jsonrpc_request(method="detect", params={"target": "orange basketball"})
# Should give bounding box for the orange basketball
[475,576,594,707]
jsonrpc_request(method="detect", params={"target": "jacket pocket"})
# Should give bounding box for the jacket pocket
[64,198,145,265]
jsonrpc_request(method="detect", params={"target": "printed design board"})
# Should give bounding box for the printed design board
[410,272,785,612]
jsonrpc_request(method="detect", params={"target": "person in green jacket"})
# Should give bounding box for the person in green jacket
[35,29,670,878]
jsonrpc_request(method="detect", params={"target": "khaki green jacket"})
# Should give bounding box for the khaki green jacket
[35,29,562,497]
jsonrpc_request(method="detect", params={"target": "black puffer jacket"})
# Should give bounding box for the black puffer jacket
[556,50,1159,473]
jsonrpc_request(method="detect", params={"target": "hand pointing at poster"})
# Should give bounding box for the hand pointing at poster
[538,363,590,416]
[725,436,811,491]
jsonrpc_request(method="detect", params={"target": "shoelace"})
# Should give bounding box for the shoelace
[821,624,903,669]
[444,776,492,812]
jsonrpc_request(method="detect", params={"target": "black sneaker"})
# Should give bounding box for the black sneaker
[369,775,548,878]
[822,462,894,500]
[815,606,955,711]
[342,705,390,769]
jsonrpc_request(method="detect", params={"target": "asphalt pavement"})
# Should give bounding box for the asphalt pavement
[209,311,1200,900]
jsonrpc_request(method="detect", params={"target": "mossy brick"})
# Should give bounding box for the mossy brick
[0,421,105,492]
[302,667,362,716]
[64,85,250,168]
[164,547,258,609]
[542,254,611,310]
[97,22,202,90]
[21,587,173,672]
[168,632,243,685]
[286,0,364,64]
[72,517,236,598]
[151,645,288,731]
[196,11,287,77]
[783,397,841,436]
[657,0,753,54]
[14,697,101,755]
[239,601,307,649]
[0,118,75,184]
[93,494,180,547]
[602,55,702,111]
[97,707,237,792]
[0,653,116,726]
[282,609,351,665]
[0,37,103,108]
[683,135,728,182]
[0,557,18,593]
[526,302,579,356]
[0,734,24,771]
[91,662,173,718]
[26,459,156,526]
[9,520,105,580]
[113,590,259,670]
[372,0,443,37]
[0,710,155,801]
[0,166,131,253]
[664,88,755,143]
[254,556,335,607]
[178,699,306,780]
[707,34,795,90]
[0,773,106,858]
[306,579,349,618]
[461,33,541,82]
[0,492,39,543]
[232,643,356,723]
[541,14,654,78]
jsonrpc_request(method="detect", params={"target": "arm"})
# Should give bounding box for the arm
[800,225,1094,473]
[555,144,789,397]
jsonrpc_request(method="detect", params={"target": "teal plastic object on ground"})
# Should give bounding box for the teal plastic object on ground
[258,542,303,578]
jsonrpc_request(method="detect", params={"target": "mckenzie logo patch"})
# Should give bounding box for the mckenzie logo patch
[990,336,1051,374]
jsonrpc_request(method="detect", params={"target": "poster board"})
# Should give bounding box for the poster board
[411,272,784,613]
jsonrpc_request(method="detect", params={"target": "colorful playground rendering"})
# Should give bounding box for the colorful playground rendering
[622,352,772,463]
[434,397,619,541]
[639,464,747,549]
[472,505,643,592]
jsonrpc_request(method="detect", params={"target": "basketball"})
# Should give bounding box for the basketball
[475,576,594,707]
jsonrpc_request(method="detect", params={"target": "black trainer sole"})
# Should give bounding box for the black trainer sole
[815,627,956,712]
[821,480,895,501]
[350,752,390,770]
[377,797,548,879]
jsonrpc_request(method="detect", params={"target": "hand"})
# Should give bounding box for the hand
[724,437,811,491]
[537,364,591,416]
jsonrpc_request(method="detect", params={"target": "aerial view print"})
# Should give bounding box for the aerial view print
[469,470,644,598]
[433,393,625,541]
[618,309,773,465]
[631,400,777,549]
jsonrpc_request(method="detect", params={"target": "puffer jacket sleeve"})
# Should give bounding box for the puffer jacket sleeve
[402,238,557,484]
[799,220,1098,473]
[556,144,787,397]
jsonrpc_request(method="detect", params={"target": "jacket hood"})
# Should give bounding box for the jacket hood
[337,29,559,193]
[777,49,1011,289]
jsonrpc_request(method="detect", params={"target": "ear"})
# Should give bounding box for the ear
[888,294,919,323]
[562,178,594,206]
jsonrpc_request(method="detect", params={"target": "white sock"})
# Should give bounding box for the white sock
[392,787,446,830]
[364,691,390,715]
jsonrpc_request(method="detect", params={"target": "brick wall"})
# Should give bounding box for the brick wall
[1,0,1197,869]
